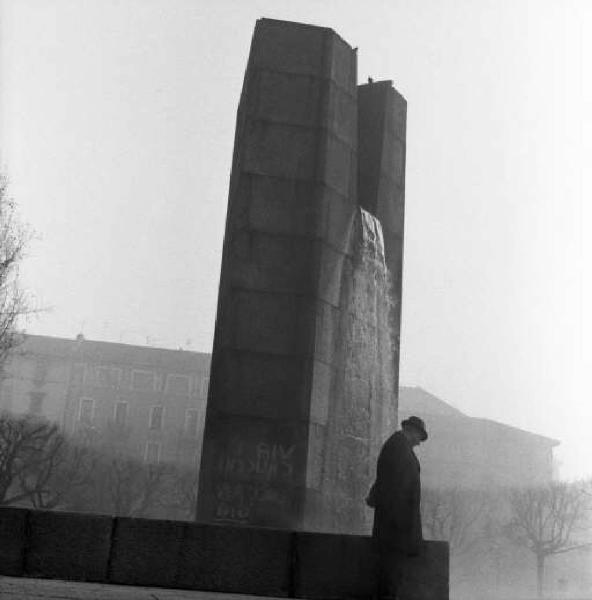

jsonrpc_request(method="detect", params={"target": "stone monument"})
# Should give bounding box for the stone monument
[197,18,406,534]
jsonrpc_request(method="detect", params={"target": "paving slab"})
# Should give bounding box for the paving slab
[0,576,282,600]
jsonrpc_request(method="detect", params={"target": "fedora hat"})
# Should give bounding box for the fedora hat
[401,415,428,441]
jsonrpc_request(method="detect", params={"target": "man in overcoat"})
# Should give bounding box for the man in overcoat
[368,416,428,600]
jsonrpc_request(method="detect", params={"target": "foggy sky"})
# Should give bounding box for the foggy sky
[1,0,590,479]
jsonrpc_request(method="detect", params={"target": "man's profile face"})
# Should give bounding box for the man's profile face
[408,428,423,447]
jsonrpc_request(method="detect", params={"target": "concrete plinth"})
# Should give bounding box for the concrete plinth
[0,507,448,600]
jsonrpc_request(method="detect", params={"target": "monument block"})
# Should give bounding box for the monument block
[197,18,406,534]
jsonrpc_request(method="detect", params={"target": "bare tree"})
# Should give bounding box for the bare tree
[16,427,65,508]
[421,486,486,556]
[99,454,168,517]
[0,412,61,506]
[0,177,28,369]
[78,421,170,517]
[166,464,199,520]
[507,481,590,597]
[17,432,96,510]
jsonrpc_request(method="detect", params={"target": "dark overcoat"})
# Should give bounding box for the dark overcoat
[371,430,423,554]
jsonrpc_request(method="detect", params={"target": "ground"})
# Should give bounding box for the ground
[0,577,281,600]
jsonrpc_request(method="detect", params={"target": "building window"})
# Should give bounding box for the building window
[132,369,155,391]
[0,383,13,411]
[200,377,210,398]
[71,363,85,386]
[166,374,190,396]
[79,397,94,424]
[33,360,49,385]
[145,441,161,464]
[96,366,121,388]
[28,392,45,415]
[149,405,164,430]
[114,401,128,427]
[155,373,165,393]
[184,409,200,437]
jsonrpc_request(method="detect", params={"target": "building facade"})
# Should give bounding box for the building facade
[0,334,211,468]
[399,386,558,490]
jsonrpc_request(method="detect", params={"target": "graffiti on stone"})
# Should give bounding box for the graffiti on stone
[214,481,259,523]
[213,440,297,524]
[213,481,290,524]
[216,441,295,481]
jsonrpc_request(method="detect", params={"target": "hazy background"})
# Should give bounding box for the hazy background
[1,0,590,479]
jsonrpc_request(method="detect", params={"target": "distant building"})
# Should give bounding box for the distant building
[0,336,558,488]
[0,334,211,468]
[399,387,569,600]
[399,386,558,489]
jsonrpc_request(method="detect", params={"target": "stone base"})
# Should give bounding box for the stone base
[0,507,448,600]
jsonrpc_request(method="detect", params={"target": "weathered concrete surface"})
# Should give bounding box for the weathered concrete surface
[197,18,360,531]
[358,80,406,344]
[109,517,186,587]
[176,522,293,596]
[0,576,284,600]
[399,542,450,600]
[0,506,26,575]
[0,507,448,600]
[294,531,376,598]
[25,510,112,582]
[305,80,407,534]
[197,18,406,536]
[294,534,447,600]
[109,518,292,595]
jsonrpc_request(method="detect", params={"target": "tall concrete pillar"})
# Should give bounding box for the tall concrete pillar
[358,80,407,393]
[197,19,406,534]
